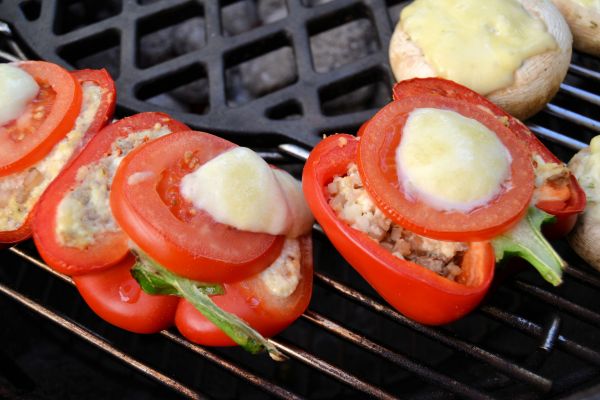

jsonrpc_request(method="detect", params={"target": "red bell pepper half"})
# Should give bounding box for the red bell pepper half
[303,134,495,325]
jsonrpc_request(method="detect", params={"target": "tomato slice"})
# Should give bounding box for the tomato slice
[0,68,116,244]
[303,134,494,325]
[33,112,189,275]
[392,78,586,237]
[358,95,534,242]
[110,130,285,283]
[0,61,82,176]
[73,255,179,334]
[175,235,313,346]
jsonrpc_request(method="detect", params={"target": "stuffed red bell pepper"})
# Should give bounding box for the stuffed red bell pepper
[0,62,116,243]
[303,78,581,325]
[110,130,313,359]
[33,121,314,359]
[33,112,190,333]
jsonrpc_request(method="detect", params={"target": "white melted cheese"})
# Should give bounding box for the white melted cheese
[272,169,314,238]
[55,123,172,248]
[0,64,39,126]
[259,238,302,297]
[0,83,103,231]
[180,147,291,235]
[397,108,511,212]
[400,0,557,94]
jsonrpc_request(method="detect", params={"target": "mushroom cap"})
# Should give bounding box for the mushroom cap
[389,0,573,120]
[567,145,600,271]
[568,206,600,271]
[551,0,600,56]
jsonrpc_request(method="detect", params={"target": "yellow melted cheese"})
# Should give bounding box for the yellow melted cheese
[180,147,313,237]
[571,0,600,9]
[396,108,511,212]
[400,0,557,95]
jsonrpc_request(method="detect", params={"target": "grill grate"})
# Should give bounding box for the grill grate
[1,1,600,399]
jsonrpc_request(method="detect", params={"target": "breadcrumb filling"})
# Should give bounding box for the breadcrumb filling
[327,163,467,281]
[55,123,172,249]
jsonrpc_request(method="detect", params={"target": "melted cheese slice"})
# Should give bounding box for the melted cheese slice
[0,64,39,126]
[272,169,314,238]
[396,108,511,212]
[180,147,291,235]
[400,0,557,94]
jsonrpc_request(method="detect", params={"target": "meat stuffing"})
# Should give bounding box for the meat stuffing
[327,163,467,281]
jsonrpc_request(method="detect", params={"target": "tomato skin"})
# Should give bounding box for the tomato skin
[0,68,116,244]
[0,61,82,176]
[73,255,179,334]
[358,95,534,242]
[303,134,494,325]
[175,235,313,346]
[33,112,189,275]
[392,78,586,237]
[110,130,285,283]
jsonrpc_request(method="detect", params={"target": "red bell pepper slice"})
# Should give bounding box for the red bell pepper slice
[73,254,180,334]
[175,235,313,346]
[302,134,495,325]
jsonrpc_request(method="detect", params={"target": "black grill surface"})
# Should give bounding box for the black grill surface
[0,0,403,147]
[1,1,600,400]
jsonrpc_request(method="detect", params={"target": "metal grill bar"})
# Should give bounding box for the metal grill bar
[569,64,600,81]
[159,331,302,400]
[544,103,600,133]
[512,280,600,328]
[10,246,412,399]
[481,306,600,366]
[7,247,301,400]
[270,338,396,400]
[0,276,203,400]
[527,124,586,150]
[560,83,600,107]
[302,310,493,400]
[564,265,600,289]
[313,272,553,392]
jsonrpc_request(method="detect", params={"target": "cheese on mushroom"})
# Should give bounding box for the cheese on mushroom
[571,0,600,8]
[0,64,39,126]
[396,108,511,212]
[180,147,312,237]
[399,0,557,95]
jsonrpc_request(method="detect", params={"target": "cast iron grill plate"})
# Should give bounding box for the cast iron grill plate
[0,0,405,148]
[1,1,600,399]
